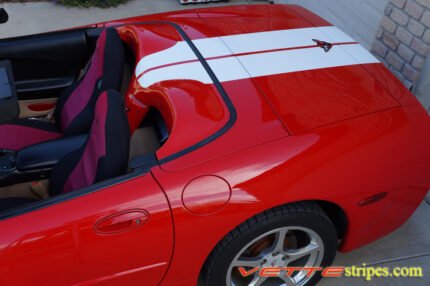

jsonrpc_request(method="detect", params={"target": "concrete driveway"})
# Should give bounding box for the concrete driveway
[0,0,253,38]
[1,0,429,285]
[320,200,430,286]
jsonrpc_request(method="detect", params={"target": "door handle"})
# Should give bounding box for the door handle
[94,209,149,235]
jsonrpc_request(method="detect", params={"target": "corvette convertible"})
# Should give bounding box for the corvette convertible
[0,4,429,286]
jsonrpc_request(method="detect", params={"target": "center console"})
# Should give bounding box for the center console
[0,135,86,187]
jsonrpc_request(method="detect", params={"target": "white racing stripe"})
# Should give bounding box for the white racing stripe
[137,44,379,88]
[216,26,354,55]
[235,44,378,79]
[135,26,355,77]
[136,26,379,88]
[135,41,198,78]
[138,61,211,88]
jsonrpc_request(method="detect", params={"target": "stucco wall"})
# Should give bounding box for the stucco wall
[274,0,389,49]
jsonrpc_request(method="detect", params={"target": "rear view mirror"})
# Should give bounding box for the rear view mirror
[0,8,9,24]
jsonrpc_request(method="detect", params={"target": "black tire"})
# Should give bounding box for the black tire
[202,202,338,286]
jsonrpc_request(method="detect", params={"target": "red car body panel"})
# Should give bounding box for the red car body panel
[0,174,174,286]
[1,4,430,286]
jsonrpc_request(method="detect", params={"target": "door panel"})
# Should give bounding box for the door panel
[19,98,57,118]
[15,77,75,100]
[0,173,173,286]
[0,29,89,100]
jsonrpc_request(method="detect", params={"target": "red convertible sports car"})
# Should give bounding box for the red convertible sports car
[0,4,429,286]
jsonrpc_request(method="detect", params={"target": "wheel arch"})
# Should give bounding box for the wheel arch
[315,200,348,240]
[198,199,348,283]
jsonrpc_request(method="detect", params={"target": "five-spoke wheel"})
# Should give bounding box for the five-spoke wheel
[203,203,338,286]
[228,226,324,286]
